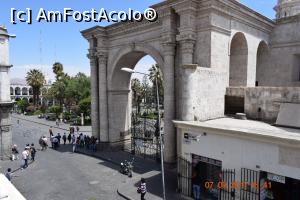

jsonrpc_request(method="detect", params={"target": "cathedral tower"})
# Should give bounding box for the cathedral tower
[275,0,300,19]
[0,25,15,160]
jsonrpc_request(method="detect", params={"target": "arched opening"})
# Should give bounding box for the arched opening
[29,97,33,104]
[15,97,21,102]
[10,87,13,95]
[109,50,164,159]
[256,41,269,86]
[22,87,28,95]
[29,88,33,95]
[229,32,248,86]
[15,87,21,95]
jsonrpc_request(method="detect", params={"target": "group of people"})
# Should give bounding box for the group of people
[48,128,98,153]
[9,143,37,170]
[72,133,98,152]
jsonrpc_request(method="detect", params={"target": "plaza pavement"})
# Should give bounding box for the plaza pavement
[0,114,182,200]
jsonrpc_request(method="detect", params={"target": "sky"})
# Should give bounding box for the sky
[0,0,277,80]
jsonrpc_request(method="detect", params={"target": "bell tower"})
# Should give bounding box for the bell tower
[275,0,300,19]
[0,25,15,160]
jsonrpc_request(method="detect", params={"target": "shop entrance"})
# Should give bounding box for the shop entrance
[260,171,300,200]
[192,154,222,200]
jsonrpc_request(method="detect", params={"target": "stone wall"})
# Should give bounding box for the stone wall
[0,103,12,160]
[193,67,228,121]
[226,87,300,122]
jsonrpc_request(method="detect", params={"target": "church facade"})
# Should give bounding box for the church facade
[82,0,300,163]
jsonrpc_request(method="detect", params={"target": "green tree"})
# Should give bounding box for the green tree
[48,76,69,107]
[149,64,164,108]
[65,73,91,106]
[26,69,45,106]
[78,97,91,118]
[17,99,29,113]
[47,105,62,117]
[131,78,143,114]
[52,62,64,80]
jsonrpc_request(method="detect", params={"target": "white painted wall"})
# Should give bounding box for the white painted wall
[178,127,300,181]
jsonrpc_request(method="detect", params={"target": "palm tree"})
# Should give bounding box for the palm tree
[26,69,45,106]
[131,78,142,114]
[52,62,64,80]
[149,64,164,109]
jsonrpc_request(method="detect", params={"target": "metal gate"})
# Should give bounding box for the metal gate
[240,168,260,200]
[219,169,236,200]
[177,157,192,197]
[130,114,161,160]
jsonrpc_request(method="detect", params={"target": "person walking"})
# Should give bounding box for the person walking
[72,134,76,153]
[138,178,147,200]
[30,143,36,161]
[5,168,13,182]
[67,133,72,144]
[57,133,61,146]
[49,128,53,137]
[21,148,29,169]
[62,133,67,145]
[11,144,19,161]
[53,137,59,150]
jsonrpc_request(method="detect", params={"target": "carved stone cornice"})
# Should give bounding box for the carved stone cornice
[95,50,108,65]
[182,64,198,70]
[176,32,196,42]
[87,48,97,60]
[162,42,176,56]
[179,39,195,55]
[161,33,176,44]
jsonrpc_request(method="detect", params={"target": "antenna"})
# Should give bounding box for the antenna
[54,44,57,62]
[39,30,43,66]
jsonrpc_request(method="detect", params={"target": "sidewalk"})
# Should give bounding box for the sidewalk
[75,148,181,200]
[12,114,92,134]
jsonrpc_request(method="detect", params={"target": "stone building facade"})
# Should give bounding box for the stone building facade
[10,78,53,106]
[82,0,300,162]
[0,26,15,160]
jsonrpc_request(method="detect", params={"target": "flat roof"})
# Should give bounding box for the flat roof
[174,117,300,145]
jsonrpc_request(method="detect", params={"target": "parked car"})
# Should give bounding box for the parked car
[38,114,45,119]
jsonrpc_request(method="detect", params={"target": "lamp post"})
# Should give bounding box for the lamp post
[121,67,166,200]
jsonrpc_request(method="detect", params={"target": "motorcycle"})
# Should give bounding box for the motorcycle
[120,158,134,177]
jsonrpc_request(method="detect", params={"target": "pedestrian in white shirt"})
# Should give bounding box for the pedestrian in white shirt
[21,149,29,169]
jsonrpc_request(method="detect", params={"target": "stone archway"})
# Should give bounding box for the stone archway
[22,87,28,95]
[107,47,164,147]
[256,41,269,86]
[229,32,248,86]
[15,87,21,95]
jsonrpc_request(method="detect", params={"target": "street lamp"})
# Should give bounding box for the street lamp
[121,67,166,200]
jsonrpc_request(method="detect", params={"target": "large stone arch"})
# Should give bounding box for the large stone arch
[108,43,164,90]
[107,44,164,144]
[256,41,269,86]
[229,32,249,86]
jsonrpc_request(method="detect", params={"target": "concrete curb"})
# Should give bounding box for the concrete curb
[117,189,134,200]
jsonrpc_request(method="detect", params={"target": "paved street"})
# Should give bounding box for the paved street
[0,116,125,200]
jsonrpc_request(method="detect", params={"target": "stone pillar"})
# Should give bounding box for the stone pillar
[0,26,14,160]
[88,50,100,139]
[97,52,109,142]
[162,42,176,163]
[178,38,197,121]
